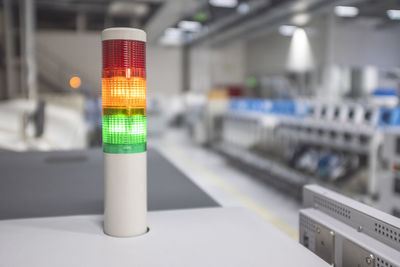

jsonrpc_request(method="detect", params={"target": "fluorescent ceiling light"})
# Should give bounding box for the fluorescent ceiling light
[159,35,182,46]
[165,28,183,37]
[237,2,250,14]
[292,13,310,26]
[209,0,238,8]
[279,25,297,36]
[160,28,184,46]
[334,6,359,17]
[178,20,202,32]
[108,2,149,17]
[387,9,400,20]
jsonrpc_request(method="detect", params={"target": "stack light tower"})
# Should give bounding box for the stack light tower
[102,28,147,237]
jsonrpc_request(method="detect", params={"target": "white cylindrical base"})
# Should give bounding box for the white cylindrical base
[104,152,147,237]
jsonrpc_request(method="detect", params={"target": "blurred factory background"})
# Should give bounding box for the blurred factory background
[1,0,400,241]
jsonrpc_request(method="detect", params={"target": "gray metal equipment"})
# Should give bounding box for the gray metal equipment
[380,128,400,217]
[299,184,400,266]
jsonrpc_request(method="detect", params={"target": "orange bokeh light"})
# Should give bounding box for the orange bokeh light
[69,76,82,89]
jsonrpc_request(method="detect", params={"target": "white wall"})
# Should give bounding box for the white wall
[245,17,400,76]
[189,45,212,92]
[246,32,291,76]
[332,19,400,69]
[244,16,400,99]
[36,30,182,96]
[211,42,246,86]
[37,31,102,91]
[147,45,182,96]
[189,41,246,92]
[246,17,328,76]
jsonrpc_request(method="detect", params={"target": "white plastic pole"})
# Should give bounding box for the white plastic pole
[104,152,147,237]
[102,28,147,237]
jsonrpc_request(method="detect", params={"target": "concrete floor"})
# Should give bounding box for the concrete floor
[150,129,301,239]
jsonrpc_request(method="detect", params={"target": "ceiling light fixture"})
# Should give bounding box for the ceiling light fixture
[178,20,202,32]
[387,9,400,20]
[237,2,250,14]
[165,27,183,37]
[209,0,238,8]
[108,2,149,17]
[279,25,297,36]
[334,6,359,17]
[160,28,184,46]
[292,13,310,26]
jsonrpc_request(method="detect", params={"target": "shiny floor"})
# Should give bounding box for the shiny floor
[151,129,301,238]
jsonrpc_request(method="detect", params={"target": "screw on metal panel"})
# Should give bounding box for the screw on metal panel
[365,254,374,265]
[357,226,363,232]
[330,231,335,236]
[317,227,321,233]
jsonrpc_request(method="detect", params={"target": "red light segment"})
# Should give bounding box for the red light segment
[102,40,146,70]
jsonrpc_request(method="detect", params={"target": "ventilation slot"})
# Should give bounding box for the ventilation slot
[314,195,351,219]
[300,215,316,233]
[374,222,400,243]
[376,256,398,267]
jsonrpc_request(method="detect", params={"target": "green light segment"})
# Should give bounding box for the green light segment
[102,115,146,154]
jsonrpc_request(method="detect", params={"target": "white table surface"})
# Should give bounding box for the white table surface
[0,207,329,267]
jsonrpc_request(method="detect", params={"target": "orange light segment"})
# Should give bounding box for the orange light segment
[102,76,146,108]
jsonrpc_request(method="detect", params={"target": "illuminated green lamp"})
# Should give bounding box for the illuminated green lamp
[102,115,146,153]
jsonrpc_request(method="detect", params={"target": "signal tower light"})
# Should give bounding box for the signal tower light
[102,28,147,237]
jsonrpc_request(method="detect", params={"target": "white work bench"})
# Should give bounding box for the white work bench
[0,207,329,267]
[0,148,328,266]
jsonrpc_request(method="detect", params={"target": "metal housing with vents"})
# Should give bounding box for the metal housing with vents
[300,184,400,266]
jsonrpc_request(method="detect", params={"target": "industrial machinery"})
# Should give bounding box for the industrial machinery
[300,184,400,266]
[211,98,400,200]
[379,128,400,218]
